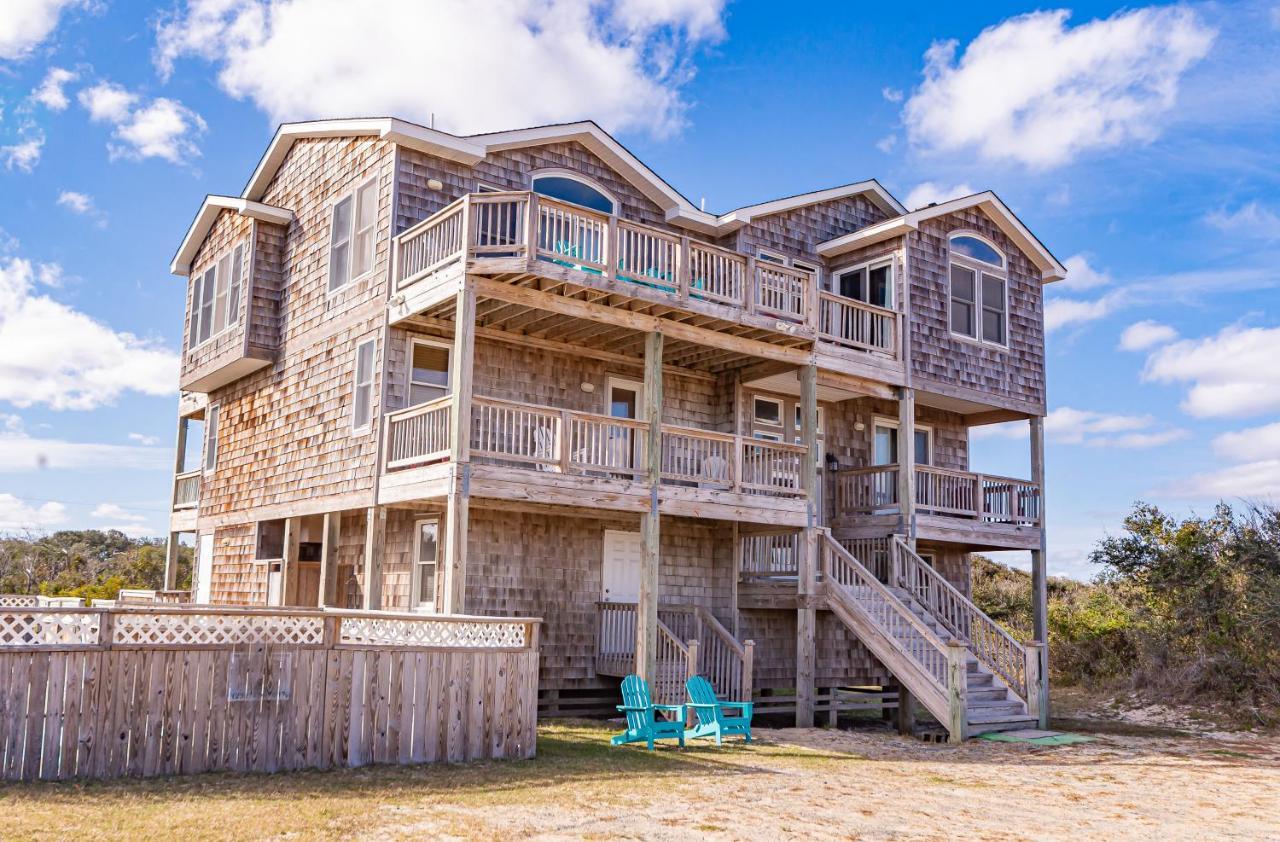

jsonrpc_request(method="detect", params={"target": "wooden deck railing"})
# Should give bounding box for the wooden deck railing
[831,464,1042,526]
[739,530,803,578]
[173,469,201,510]
[391,191,898,341]
[385,394,806,498]
[0,605,542,781]
[890,536,1032,702]
[687,606,754,703]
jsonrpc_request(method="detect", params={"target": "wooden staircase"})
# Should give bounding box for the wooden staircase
[820,532,1042,741]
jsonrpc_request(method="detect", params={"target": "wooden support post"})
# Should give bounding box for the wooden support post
[1024,641,1045,724]
[1029,414,1049,727]
[636,331,663,683]
[443,473,471,614]
[795,363,819,728]
[896,684,915,736]
[742,640,755,703]
[947,639,969,743]
[282,516,301,606]
[442,280,477,615]
[318,511,340,608]
[362,507,386,611]
[897,387,917,545]
[163,531,181,591]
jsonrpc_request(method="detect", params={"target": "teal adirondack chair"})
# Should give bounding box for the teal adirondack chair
[684,675,753,745]
[611,674,686,750]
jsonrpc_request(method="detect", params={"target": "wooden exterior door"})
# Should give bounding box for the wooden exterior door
[601,530,642,603]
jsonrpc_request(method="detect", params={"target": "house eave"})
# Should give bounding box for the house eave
[170,196,294,276]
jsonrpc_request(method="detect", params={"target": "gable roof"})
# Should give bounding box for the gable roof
[816,192,1067,283]
[238,117,906,235]
[170,196,294,275]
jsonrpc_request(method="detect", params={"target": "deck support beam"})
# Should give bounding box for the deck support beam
[281,516,301,606]
[163,532,181,591]
[1029,414,1050,727]
[362,506,386,611]
[796,363,818,727]
[318,511,340,608]
[636,331,663,683]
[897,387,917,547]
[443,281,477,614]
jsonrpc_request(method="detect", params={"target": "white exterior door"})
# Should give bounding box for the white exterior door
[601,530,642,603]
[194,533,214,603]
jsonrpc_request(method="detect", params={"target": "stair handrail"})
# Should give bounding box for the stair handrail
[690,605,755,703]
[889,536,1029,701]
[820,533,953,705]
[652,617,690,707]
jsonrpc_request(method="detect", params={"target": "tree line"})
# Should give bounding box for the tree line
[0,530,192,601]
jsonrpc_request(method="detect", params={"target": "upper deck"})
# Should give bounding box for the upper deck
[389,191,905,384]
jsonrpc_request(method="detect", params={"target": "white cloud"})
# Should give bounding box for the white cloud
[903,181,973,211]
[1142,324,1280,419]
[0,0,84,60]
[56,190,93,214]
[90,503,155,538]
[128,432,160,446]
[153,0,727,138]
[1212,421,1280,463]
[1163,419,1280,500]
[1118,319,1178,351]
[1044,292,1122,332]
[876,134,897,154]
[1059,253,1111,292]
[2,133,44,172]
[902,7,1215,168]
[0,493,66,531]
[0,254,178,410]
[0,421,170,472]
[1204,201,1280,241]
[881,86,903,103]
[973,406,1186,449]
[78,82,137,123]
[79,83,206,163]
[31,66,77,110]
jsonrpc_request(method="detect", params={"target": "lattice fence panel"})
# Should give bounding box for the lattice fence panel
[0,611,101,646]
[0,595,39,607]
[340,617,527,648]
[111,612,326,647]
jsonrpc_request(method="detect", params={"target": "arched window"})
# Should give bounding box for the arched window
[531,172,616,215]
[948,233,1008,345]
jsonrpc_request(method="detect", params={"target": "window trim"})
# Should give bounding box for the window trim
[351,339,377,433]
[187,241,247,351]
[947,231,1009,349]
[756,249,787,265]
[406,336,452,407]
[872,416,933,467]
[605,375,646,419]
[409,517,441,611]
[476,181,505,193]
[752,396,784,428]
[252,518,286,564]
[203,403,220,473]
[529,168,618,215]
[327,177,380,295]
[831,256,895,310]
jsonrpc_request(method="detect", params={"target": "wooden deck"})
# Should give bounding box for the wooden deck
[0,605,541,781]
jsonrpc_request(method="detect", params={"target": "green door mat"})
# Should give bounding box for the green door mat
[979,729,1094,746]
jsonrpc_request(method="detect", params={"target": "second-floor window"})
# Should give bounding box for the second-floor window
[188,242,244,350]
[833,259,893,309]
[204,404,219,472]
[352,339,376,431]
[329,179,378,292]
[409,339,451,405]
[531,172,616,214]
[948,233,1008,346]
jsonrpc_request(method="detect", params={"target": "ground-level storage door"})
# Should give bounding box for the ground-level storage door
[602,530,641,603]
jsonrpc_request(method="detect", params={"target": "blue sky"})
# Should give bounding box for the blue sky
[0,0,1277,578]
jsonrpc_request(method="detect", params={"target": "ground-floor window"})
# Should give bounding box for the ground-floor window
[411,519,440,611]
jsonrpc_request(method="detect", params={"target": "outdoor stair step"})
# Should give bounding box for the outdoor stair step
[966,700,1026,715]
[966,687,1011,703]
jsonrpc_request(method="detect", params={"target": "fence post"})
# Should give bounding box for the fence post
[1024,640,1044,725]
[947,639,969,744]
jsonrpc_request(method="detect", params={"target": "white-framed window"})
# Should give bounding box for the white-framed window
[792,259,820,288]
[329,178,379,292]
[753,396,783,427]
[187,242,245,350]
[756,250,786,265]
[531,170,616,215]
[204,403,219,472]
[872,417,931,467]
[948,233,1008,346]
[254,518,286,561]
[352,339,377,431]
[833,258,894,310]
[476,181,505,193]
[408,338,451,406]
[410,518,440,610]
[793,404,825,438]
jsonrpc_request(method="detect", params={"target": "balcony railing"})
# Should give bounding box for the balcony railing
[831,464,1041,526]
[383,394,807,499]
[393,191,898,357]
[173,470,201,510]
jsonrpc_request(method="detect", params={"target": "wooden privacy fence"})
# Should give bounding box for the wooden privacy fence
[0,605,541,782]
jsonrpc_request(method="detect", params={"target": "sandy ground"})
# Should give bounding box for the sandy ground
[3,709,1278,841]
